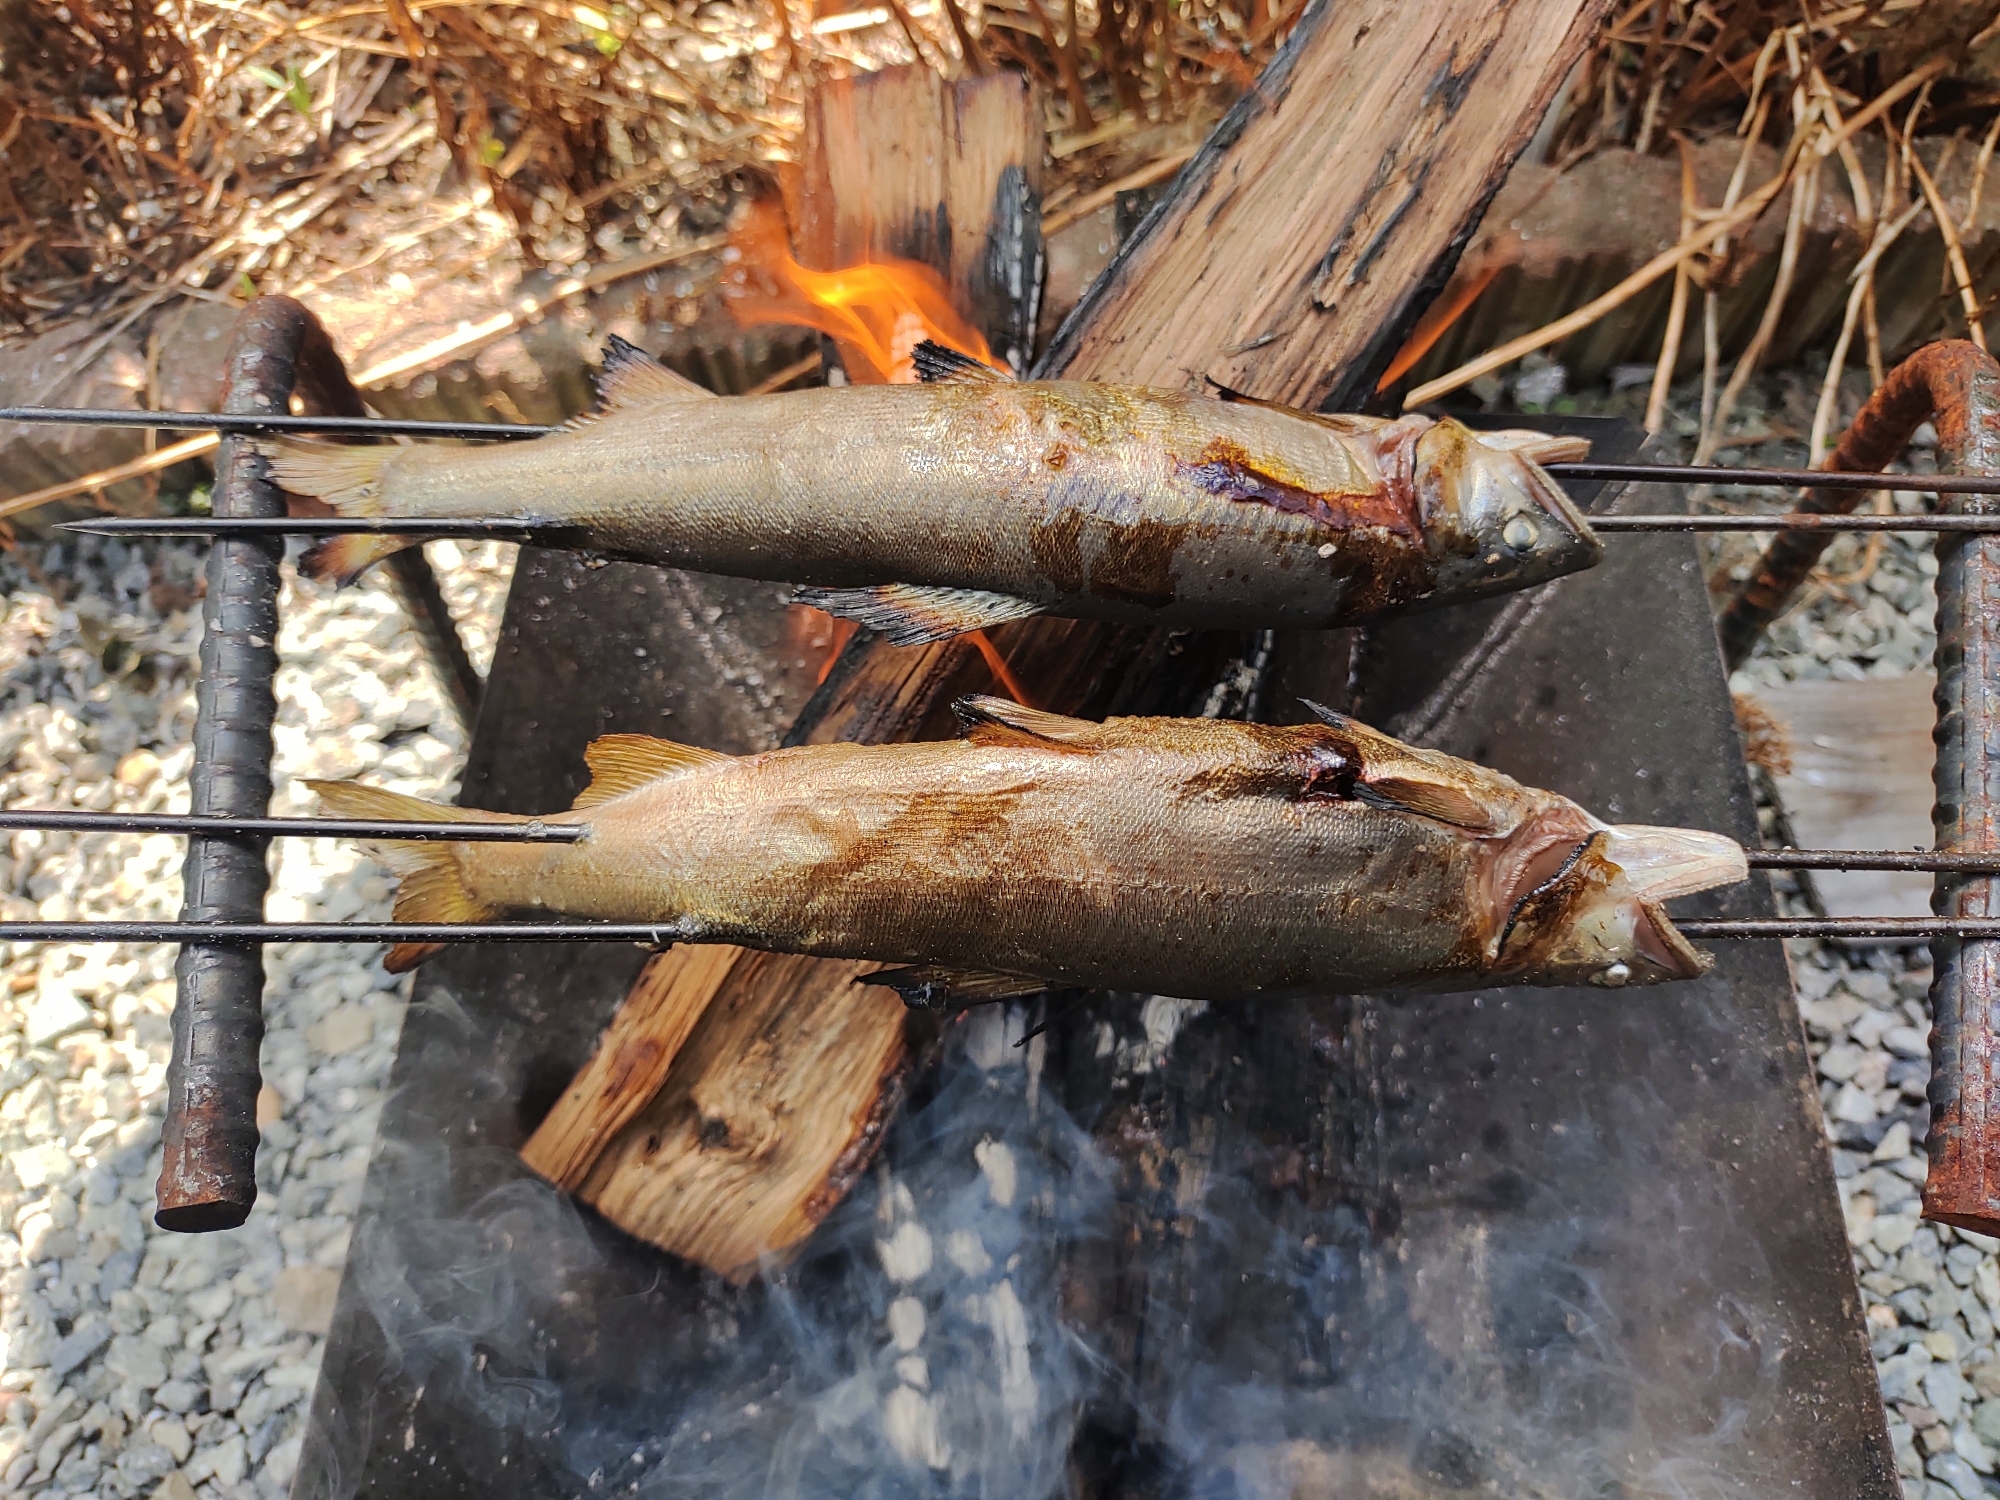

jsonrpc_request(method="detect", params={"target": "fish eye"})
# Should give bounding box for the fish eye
[1502,515,1538,551]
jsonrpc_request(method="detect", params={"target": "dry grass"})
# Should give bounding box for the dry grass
[0,0,1301,347]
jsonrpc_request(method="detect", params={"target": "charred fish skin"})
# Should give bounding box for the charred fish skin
[311,698,1744,1001]
[264,339,1600,644]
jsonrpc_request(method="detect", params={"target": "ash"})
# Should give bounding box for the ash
[0,534,516,1498]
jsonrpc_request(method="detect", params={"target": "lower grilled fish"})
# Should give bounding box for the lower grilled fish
[266,339,1600,645]
[312,697,1744,999]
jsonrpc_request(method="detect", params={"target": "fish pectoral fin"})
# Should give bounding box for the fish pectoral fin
[1298,700,1497,831]
[568,335,716,427]
[952,694,1103,749]
[861,965,1049,1010]
[573,733,732,808]
[911,340,1013,384]
[299,533,421,586]
[794,583,1044,646]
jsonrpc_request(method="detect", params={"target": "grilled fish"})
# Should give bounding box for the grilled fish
[312,697,1744,999]
[266,339,1601,646]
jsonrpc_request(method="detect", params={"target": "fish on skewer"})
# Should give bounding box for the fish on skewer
[265,339,1602,646]
[311,697,1745,998]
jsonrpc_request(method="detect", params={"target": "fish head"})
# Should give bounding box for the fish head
[1412,419,1603,600]
[1487,816,1748,987]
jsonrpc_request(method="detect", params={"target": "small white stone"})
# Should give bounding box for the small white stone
[1873,1122,1913,1162]
[877,1223,933,1282]
[974,1138,1018,1208]
[23,985,92,1048]
[945,1228,993,1277]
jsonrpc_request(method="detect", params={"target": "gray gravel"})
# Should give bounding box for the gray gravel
[0,353,1978,1497]
[0,535,514,1497]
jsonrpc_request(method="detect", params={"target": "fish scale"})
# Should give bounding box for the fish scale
[310,696,1746,1001]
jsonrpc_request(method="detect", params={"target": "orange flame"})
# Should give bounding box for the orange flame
[726,196,1033,705]
[721,197,1004,385]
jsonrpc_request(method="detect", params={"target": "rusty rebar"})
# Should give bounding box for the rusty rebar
[1717,341,1997,670]
[1926,352,2000,1238]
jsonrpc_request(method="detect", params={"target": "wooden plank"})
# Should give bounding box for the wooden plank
[1040,0,1615,410]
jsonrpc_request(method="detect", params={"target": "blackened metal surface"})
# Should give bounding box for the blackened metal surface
[1926,357,2000,1235]
[155,299,302,1232]
[1717,340,1993,670]
[1054,440,1896,1497]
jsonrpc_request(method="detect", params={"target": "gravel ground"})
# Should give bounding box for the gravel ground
[0,357,1979,1498]
[0,535,515,1498]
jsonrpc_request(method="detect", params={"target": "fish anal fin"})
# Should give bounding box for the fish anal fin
[952,694,1101,749]
[300,533,421,586]
[307,780,519,973]
[861,964,1049,1010]
[912,340,1012,385]
[574,732,731,808]
[794,583,1043,646]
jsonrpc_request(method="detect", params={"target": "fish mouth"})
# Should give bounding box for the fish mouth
[1493,821,1747,986]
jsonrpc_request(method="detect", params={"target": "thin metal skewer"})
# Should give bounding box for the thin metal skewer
[0,915,1986,947]
[0,811,583,842]
[0,406,1994,496]
[56,512,2000,540]
[1746,850,2000,872]
[0,407,551,440]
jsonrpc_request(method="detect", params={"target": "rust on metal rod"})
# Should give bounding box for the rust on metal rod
[1717,340,1995,670]
[1926,347,2000,1239]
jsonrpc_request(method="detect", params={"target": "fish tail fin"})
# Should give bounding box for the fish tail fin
[307,780,523,972]
[261,440,417,585]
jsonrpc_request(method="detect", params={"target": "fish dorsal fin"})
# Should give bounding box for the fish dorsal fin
[583,336,717,420]
[912,340,1011,385]
[1300,701,1495,831]
[573,733,730,808]
[953,694,1101,749]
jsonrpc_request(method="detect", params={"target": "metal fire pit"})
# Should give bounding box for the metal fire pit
[289,416,1894,1497]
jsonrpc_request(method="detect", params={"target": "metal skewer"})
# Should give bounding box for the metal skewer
[0,403,1995,497]
[0,811,583,842]
[0,915,1986,947]
[56,512,2000,539]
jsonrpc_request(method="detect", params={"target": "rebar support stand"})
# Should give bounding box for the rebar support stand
[154,299,306,1230]
[1717,340,1992,671]
[1927,354,2000,1236]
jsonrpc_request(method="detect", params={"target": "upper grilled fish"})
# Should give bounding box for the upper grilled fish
[313,697,1744,999]
[266,339,1601,645]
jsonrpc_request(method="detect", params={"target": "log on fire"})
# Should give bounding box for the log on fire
[523,0,1614,1280]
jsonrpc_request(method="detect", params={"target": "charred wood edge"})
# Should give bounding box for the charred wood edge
[1928,353,2000,1239]
[154,297,300,1233]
